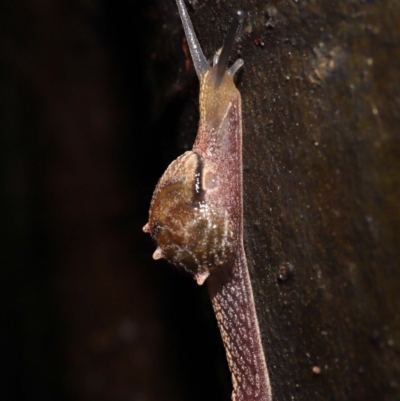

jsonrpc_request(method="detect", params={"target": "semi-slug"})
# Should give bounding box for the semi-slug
[143,1,272,400]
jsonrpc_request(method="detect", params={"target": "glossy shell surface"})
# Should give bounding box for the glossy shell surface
[146,151,233,281]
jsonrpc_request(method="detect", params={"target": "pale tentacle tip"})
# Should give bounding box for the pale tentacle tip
[143,223,150,233]
[152,247,164,260]
[236,9,245,23]
[195,271,210,286]
[228,58,244,76]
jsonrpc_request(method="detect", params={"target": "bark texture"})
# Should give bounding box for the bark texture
[156,0,400,400]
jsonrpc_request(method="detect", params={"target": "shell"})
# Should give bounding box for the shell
[144,151,233,284]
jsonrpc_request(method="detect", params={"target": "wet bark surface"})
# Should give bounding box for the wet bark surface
[155,0,400,400]
[1,0,399,401]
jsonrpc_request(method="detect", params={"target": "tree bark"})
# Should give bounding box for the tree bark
[154,0,400,400]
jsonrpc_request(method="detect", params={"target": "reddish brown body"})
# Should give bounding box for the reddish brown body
[143,1,272,400]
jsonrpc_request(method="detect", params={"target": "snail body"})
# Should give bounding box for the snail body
[143,1,272,400]
[143,16,244,285]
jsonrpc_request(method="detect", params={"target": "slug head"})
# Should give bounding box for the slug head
[143,151,234,285]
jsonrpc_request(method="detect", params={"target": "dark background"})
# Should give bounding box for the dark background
[1,1,399,401]
[1,1,227,400]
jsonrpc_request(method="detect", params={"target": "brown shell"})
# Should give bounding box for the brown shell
[146,151,233,280]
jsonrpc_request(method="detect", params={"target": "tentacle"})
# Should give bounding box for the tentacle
[228,58,244,76]
[176,0,209,78]
[215,10,245,86]
[213,48,222,67]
